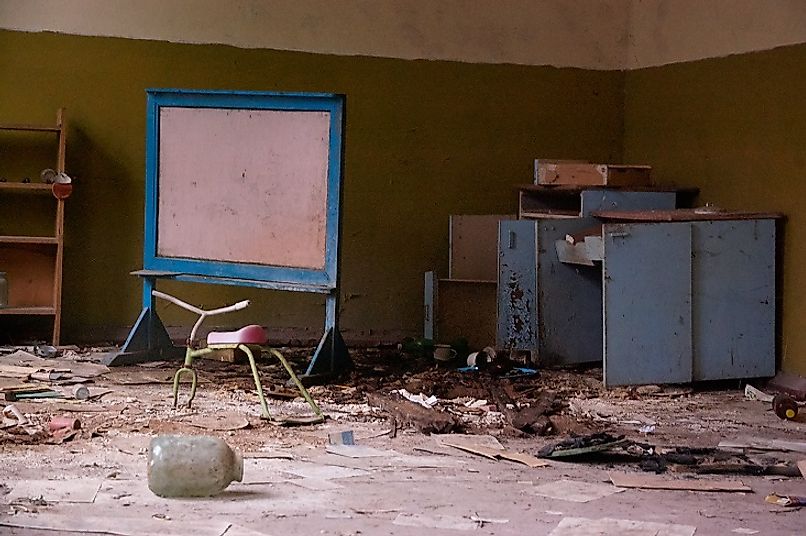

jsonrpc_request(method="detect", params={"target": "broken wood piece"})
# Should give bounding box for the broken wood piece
[4,389,64,402]
[242,451,294,460]
[496,450,549,468]
[436,436,548,467]
[30,370,72,382]
[609,472,751,492]
[0,365,41,378]
[433,433,504,450]
[441,442,501,460]
[535,160,652,187]
[718,437,806,454]
[367,392,458,434]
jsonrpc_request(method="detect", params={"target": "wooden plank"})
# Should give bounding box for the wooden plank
[593,209,784,221]
[609,472,751,492]
[718,437,806,454]
[535,160,651,187]
[449,214,513,281]
[0,124,60,132]
[518,183,698,194]
[53,197,65,345]
[0,183,52,192]
[0,306,56,315]
[0,236,58,245]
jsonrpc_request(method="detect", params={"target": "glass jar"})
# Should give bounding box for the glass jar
[147,435,243,497]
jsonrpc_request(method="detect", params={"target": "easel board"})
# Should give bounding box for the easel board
[144,89,345,289]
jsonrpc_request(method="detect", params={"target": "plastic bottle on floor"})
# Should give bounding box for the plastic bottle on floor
[148,435,243,497]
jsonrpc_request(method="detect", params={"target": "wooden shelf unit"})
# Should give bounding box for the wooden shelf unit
[0,108,70,345]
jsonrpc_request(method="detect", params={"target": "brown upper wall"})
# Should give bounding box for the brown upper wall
[0,0,630,70]
[627,0,806,69]
[3,1,806,70]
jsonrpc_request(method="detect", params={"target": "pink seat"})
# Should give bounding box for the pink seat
[207,324,268,346]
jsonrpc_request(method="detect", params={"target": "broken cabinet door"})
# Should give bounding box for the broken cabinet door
[537,218,603,365]
[691,220,776,380]
[497,220,539,353]
[602,222,693,386]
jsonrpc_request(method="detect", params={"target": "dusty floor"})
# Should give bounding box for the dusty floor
[1,347,805,535]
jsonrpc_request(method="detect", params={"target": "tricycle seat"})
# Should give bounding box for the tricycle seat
[206,324,268,346]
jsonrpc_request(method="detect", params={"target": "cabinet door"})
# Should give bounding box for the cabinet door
[603,222,693,386]
[497,221,538,351]
[537,219,603,365]
[692,220,776,380]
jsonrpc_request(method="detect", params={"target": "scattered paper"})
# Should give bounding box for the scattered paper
[470,514,508,526]
[393,513,479,531]
[731,529,760,535]
[744,384,774,403]
[549,516,695,536]
[281,463,368,481]
[610,472,750,492]
[530,479,624,503]
[288,478,343,490]
[797,459,806,478]
[7,479,103,503]
[326,444,395,458]
[394,389,438,408]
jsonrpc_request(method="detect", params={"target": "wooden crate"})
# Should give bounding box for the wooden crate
[535,160,651,187]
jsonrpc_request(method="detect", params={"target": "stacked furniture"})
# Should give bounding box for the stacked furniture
[497,160,782,386]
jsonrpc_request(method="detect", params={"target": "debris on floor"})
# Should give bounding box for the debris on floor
[1,344,805,534]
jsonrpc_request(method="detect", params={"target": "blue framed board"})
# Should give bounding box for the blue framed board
[106,89,351,377]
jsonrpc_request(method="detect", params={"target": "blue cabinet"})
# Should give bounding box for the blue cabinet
[499,184,780,385]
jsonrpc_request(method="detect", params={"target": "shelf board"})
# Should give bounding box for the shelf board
[0,306,56,315]
[0,124,61,133]
[0,236,58,245]
[0,183,52,193]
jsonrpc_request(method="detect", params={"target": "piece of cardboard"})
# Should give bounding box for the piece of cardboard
[7,479,102,503]
[549,516,695,536]
[531,479,624,503]
[609,472,751,492]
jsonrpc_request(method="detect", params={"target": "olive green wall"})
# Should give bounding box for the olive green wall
[623,44,806,375]
[0,30,624,343]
